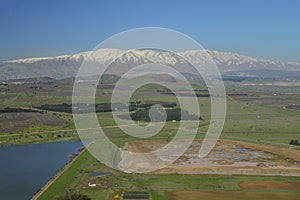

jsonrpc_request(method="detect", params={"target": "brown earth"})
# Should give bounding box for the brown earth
[167,190,300,200]
[127,139,300,161]
[126,139,300,176]
[0,112,65,133]
[239,180,300,190]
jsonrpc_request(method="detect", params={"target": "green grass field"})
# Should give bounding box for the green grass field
[1,80,300,199]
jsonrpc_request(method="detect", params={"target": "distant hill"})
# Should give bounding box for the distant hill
[0,48,299,80]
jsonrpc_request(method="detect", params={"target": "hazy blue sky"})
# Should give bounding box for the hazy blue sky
[0,0,299,62]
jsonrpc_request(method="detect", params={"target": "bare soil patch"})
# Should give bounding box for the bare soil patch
[126,139,300,176]
[167,190,300,200]
[239,180,300,190]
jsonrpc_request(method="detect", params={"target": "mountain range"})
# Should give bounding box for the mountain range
[1,49,299,81]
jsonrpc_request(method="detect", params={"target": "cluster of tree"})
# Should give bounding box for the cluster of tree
[159,92,176,96]
[95,103,113,112]
[35,103,73,113]
[286,105,300,110]
[35,101,177,114]
[35,103,117,113]
[158,91,209,97]
[289,140,300,146]
[157,89,208,92]
[119,107,201,122]
[228,93,248,96]
[129,101,176,111]
[194,93,210,97]
[194,89,209,92]
[0,107,39,113]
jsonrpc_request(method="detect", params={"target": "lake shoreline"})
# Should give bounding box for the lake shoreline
[0,136,80,147]
[32,144,88,200]
[0,141,84,199]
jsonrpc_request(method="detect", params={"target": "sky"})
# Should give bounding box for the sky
[0,0,299,62]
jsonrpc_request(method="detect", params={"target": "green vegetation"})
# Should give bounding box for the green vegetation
[1,77,300,199]
[119,107,200,122]
[151,192,168,200]
[38,150,95,200]
[54,191,91,200]
[1,80,300,149]
[0,107,39,113]
[35,103,73,113]
[35,101,177,114]
[37,149,300,200]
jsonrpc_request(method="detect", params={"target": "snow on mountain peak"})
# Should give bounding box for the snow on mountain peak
[2,48,299,80]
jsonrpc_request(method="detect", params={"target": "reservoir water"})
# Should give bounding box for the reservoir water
[0,141,84,200]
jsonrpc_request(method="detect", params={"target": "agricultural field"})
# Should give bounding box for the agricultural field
[37,148,300,200]
[0,77,300,200]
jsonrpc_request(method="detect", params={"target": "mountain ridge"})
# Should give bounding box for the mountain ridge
[1,49,299,80]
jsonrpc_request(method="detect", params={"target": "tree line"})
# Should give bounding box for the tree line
[34,101,177,114]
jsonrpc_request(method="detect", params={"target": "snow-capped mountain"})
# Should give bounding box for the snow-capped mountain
[0,48,299,80]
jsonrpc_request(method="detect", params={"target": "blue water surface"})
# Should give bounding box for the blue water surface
[0,141,83,200]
